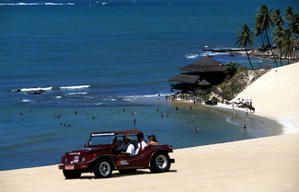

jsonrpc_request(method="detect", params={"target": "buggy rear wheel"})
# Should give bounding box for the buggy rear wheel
[150,153,171,173]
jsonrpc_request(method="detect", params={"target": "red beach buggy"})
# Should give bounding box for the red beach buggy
[58,129,175,179]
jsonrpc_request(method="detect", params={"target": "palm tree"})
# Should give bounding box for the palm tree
[255,24,267,47]
[271,9,283,27]
[237,24,255,70]
[285,7,299,35]
[285,7,294,22]
[256,4,278,67]
[273,26,285,65]
[282,29,296,63]
[285,7,299,60]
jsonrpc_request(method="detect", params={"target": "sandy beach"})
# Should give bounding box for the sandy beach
[233,62,299,133]
[1,63,299,192]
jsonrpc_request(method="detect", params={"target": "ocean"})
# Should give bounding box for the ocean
[0,0,296,170]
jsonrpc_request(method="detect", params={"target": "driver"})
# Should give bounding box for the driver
[119,135,135,156]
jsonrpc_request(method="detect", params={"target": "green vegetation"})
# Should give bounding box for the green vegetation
[237,5,299,65]
[225,62,240,78]
[236,24,255,70]
[216,66,266,100]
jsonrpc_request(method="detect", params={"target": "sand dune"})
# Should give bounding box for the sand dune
[0,134,298,192]
[234,62,299,133]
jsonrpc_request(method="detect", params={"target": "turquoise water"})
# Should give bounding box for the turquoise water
[0,0,295,170]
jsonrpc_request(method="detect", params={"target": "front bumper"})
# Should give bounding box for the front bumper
[58,163,89,170]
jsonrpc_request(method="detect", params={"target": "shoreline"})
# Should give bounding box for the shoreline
[169,61,299,135]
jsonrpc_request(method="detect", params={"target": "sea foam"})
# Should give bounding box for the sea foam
[0,2,75,6]
[67,92,88,96]
[22,99,32,103]
[200,51,230,56]
[185,53,199,59]
[60,85,90,90]
[123,93,169,101]
[275,116,299,134]
[19,87,53,92]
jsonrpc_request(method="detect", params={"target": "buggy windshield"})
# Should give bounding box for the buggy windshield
[88,133,115,146]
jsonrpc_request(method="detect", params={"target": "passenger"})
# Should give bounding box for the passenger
[120,135,135,156]
[135,132,148,155]
[148,134,159,145]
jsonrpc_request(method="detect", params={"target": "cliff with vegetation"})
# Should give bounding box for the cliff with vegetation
[208,67,268,101]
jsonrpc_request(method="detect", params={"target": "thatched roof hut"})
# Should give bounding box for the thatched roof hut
[169,74,200,84]
[180,56,227,72]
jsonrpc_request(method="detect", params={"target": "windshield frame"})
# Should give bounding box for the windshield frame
[87,133,116,147]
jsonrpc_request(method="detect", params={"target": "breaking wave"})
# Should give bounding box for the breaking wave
[0,2,75,6]
[60,85,90,90]
[123,93,169,101]
[22,99,32,103]
[200,51,230,56]
[18,87,53,92]
[185,53,199,59]
[66,92,88,96]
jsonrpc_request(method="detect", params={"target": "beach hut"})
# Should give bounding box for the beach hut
[169,74,200,92]
[179,56,227,85]
[180,56,227,73]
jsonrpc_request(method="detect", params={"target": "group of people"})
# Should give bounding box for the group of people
[114,132,159,156]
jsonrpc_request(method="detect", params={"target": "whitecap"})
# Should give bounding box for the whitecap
[123,93,169,101]
[55,96,62,99]
[185,53,199,59]
[0,2,75,6]
[20,87,52,92]
[67,92,88,96]
[60,85,90,90]
[200,51,230,57]
[22,99,32,103]
[126,93,169,99]
[95,102,103,106]
[0,2,40,6]
[44,2,75,6]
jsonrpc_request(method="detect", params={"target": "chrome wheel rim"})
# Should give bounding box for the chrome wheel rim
[156,154,168,169]
[99,161,111,177]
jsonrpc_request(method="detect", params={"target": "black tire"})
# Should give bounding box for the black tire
[118,169,137,174]
[94,159,113,178]
[150,153,171,173]
[63,170,81,179]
